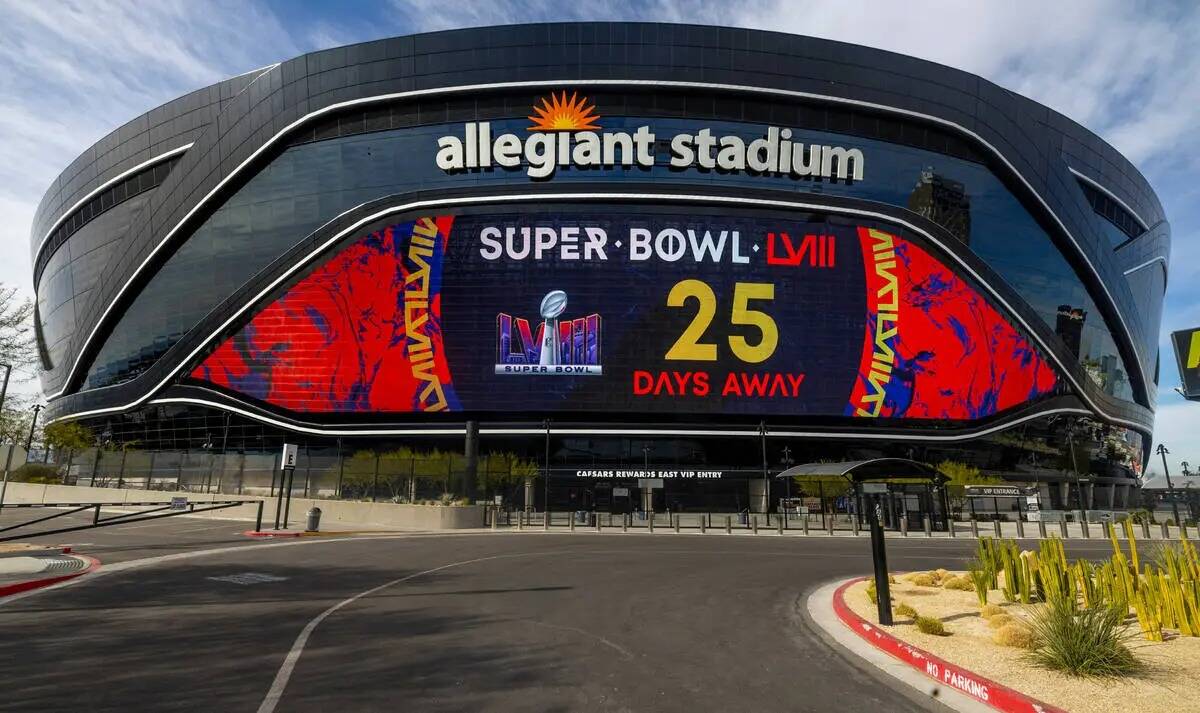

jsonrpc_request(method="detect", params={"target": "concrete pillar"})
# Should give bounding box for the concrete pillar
[1059,481,1070,510]
[748,479,768,514]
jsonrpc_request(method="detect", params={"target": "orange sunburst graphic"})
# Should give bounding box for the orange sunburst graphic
[527,91,601,131]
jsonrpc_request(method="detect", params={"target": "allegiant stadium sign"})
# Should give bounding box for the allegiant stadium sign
[435,91,865,182]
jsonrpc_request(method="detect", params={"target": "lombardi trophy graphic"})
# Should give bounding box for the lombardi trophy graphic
[538,290,568,366]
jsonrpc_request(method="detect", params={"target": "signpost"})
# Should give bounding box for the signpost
[169,496,188,511]
[868,497,892,625]
[275,443,298,530]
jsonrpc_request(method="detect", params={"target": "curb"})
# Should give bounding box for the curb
[832,577,1065,713]
[0,555,102,599]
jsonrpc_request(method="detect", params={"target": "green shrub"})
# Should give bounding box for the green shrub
[866,581,877,604]
[895,602,918,619]
[914,615,948,636]
[1025,600,1143,678]
[11,463,61,484]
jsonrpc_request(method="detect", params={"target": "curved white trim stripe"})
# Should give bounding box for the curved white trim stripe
[47,78,1151,402]
[1067,166,1150,232]
[47,191,1147,435]
[140,397,1090,442]
[1123,255,1168,277]
[33,143,194,269]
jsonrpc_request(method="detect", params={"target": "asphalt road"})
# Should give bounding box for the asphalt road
[0,529,1120,713]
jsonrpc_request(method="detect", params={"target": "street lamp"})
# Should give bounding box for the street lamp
[25,404,44,454]
[1157,444,1182,527]
[1066,420,1087,524]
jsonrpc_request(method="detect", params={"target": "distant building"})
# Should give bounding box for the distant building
[907,168,972,244]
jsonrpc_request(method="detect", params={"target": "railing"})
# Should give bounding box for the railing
[0,499,262,542]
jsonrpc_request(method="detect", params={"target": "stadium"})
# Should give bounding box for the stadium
[31,23,1168,521]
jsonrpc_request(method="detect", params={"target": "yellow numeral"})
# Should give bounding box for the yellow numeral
[729,282,778,363]
[665,279,718,361]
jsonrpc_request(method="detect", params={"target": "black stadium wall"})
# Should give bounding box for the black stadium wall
[30,23,1167,483]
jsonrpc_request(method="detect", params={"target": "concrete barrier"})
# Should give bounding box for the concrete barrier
[0,482,485,530]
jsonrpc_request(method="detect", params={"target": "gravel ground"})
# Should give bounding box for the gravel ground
[845,575,1200,713]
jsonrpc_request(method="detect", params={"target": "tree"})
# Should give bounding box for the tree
[43,421,93,451]
[0,285,35,370]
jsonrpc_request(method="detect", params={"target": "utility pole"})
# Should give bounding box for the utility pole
[0,363,12,510]
[1158,444,1182,527]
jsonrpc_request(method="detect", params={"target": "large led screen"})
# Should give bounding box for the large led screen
[191,207,1058,420]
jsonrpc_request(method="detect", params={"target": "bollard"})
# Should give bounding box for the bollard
[1161,521,1169,540]
[700,516,707,534]
[1081,520,1090,539]
[518,513,525,531]
[622,514,628,533]
[1037,520,1046,539]
[1059,520,1068,539]
[778,518,784,535]
[992,519,1001,537]
[544,511,549,531]
[596,512,602,533]
[827,518,834,537]
[492,508,498,531]
[569,514,575,532]
[923,516,932,538]
[851,516,860,537]
[648,513,654,533]
[1015,517,1024,539]
[948,518,957,538]
[752,516,759,535]
[803,517,810,536]
[1183,523,1191,540]
[901,517,908,537]
[971,518,979,538]
[725,516,732,534]
[1141,520,1151,540]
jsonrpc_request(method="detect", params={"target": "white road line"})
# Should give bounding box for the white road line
[255,551,549,713]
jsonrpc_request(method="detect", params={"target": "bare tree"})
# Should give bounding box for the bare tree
[0,285,35,370]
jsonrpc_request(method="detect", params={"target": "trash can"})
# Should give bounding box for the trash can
[306,507,322,532]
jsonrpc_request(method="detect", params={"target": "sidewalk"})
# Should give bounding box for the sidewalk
[0,551,97,597]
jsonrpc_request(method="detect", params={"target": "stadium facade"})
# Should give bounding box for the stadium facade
[31,23,1169,516]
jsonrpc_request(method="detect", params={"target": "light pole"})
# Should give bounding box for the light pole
[1066,420,1087,523]
[25,404,44,454]
[1157,444,1182,527]
[0,363,12,510]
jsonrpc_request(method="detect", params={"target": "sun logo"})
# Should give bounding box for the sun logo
[527,91,601,131]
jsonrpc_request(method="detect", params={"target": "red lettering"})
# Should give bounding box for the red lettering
[633,370,653,395]
[721,372,743,396]
[786,373,805,393]
[653,371,674,395]
[743,372,770,396]
[694,371,710,396]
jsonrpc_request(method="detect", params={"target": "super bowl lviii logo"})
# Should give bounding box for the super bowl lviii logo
[496,290,602,375]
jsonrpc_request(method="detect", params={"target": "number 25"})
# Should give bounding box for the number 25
[665,280,778,363]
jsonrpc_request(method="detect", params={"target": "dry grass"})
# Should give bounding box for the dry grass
[980,603,1006,619]
[895,602,918,619]
[994,623,1035,649]
[910,573,937,587]
[988,613,1017,629]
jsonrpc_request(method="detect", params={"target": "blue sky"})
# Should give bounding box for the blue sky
[1,0,1197,474]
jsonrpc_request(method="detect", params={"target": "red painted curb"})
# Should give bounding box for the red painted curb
[242,530,304,538]
[833,577,1065,713]
[0,555,102,599]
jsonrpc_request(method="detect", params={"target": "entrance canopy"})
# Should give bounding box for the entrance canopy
[774,458,948,484]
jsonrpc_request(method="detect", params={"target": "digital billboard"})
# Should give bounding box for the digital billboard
[190,207,1058,421]
[1173,327,1200,400]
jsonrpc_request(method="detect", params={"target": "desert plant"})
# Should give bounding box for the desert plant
[980,603,1006,619]
[967,559,993,607]
[866,581,877,604]
[993,623,1035,649]
[1025,598,1143,678]
[895,602,918,619]
[910,573,936,587]
[988,613,1017,629]
[914,615,948,636]
[944,575,975,591]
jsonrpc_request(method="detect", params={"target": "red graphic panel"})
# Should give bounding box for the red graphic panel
[191,216,459,413]
[848,227,1057,419]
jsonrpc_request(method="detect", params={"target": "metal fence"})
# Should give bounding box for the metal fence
[42,447,538,504]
